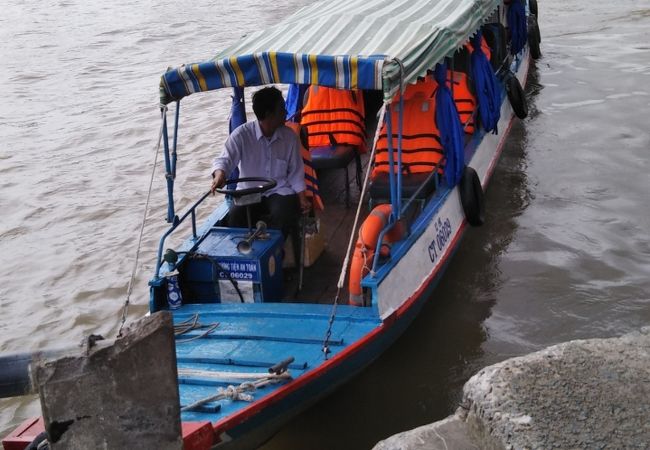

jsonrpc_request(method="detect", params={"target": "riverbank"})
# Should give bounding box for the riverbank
[374,327,650,449]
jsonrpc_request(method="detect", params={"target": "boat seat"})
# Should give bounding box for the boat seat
[311,145,360,207]
[300,86,366,208]
[369,172,438,202]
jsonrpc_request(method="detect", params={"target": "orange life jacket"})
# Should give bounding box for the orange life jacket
[448,70,477,135]
[285,121,324,211]
[464,36,492,61]
[372,78,444,177]
[454,36,492,135]
[300,86,366,151]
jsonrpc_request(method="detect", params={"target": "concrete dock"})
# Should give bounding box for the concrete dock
[374,327,650,449]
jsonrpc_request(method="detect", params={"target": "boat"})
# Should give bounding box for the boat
[3,0,541,448]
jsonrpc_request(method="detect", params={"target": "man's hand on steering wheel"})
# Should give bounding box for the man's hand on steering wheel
[211,169,227,195]
[213,176,277,197]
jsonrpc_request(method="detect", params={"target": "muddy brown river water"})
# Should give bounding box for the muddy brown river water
[1,0,649,448]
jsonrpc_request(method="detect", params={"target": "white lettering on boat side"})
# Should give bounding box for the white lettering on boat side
[427,217,452,263]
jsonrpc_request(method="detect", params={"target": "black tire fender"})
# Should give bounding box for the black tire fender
[529,0,539,18]
[460,166,485,226]
[504,70,528,119]
[528,16,542,59]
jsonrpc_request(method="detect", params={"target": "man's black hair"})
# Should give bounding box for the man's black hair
[252,86,284,120]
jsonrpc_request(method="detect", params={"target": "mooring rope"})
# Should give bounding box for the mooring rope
[321,102,387,359]
[117,104,168,338]
[177,368,286,380]
[173,313,220,343]
[180,372,292,412]
[336,103,387,291]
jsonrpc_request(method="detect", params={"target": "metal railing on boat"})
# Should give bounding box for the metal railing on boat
[369,157,445,275]
[154,190,213,277]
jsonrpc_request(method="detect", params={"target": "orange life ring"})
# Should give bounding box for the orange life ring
[348,204,405,306]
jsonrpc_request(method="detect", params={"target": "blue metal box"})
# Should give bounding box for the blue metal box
[180,227,284,303]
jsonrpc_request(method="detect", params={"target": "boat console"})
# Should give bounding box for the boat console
[149,176,287,311]
[180,227,284,303]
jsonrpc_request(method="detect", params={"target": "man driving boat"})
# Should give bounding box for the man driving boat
[210,86,311,239]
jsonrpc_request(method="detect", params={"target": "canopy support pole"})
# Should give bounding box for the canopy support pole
[161,108,176,223]
[385,105,397,212]
[395,58,406,221]
[171,101,180,179]
[372,98,401,273]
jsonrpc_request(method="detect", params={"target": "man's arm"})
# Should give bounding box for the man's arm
[210,133,241,194]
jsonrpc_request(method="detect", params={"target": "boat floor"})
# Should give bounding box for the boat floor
[281,156,370,304]
[173,302,380,424]
[173,154,382,426]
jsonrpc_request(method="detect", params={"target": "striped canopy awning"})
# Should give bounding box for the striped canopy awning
[160,0,501,104]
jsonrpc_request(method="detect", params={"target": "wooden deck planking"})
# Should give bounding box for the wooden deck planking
[172,302,380,424]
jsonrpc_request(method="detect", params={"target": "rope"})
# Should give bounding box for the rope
[173,313,220,343]
[219,384,255,402]
[173,313,199,335]
[176,326,220,343]
[337,102,386,290]
[178,368,286,380]
[321,102,387,358]
[361,246,372,278]
[180,372,291,412]
[117,104,168,338]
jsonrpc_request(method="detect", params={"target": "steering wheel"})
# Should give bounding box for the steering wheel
[215,177,277,198]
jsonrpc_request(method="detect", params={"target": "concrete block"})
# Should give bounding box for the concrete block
[373,327,650,450]
[374,414,482,450]
[33,311,182,450]
[462,326,650,450]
